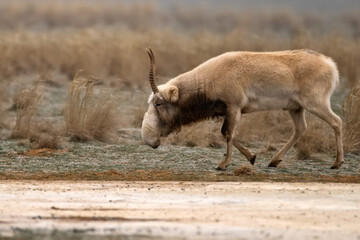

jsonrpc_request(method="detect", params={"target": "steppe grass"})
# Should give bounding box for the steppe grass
[64,72,119,142]
[29,120,62,149]
[343,86,360,153]
[0,30,359,88]
[10,81,42,139]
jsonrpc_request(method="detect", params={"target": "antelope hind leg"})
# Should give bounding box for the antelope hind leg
[269,108,307,168]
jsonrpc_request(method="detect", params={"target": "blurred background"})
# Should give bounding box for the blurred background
[0,0,359,155]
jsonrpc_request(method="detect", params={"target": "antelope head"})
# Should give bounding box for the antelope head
[141,48,180,148]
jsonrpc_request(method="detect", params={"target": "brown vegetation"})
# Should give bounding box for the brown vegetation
[0,2,359,88]
[64,72,119,142]
[295,115,335,160]
[234,165,255,176]
[21,148,66,157]
[29,120,61,149]
[0,29,358,88]
[165,120,224,148]
[10,82,42,139]
[9,81,62,149]
[0,81,9,132]
[343,86,360,153]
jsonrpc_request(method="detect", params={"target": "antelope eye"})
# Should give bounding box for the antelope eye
[155,102,161,107]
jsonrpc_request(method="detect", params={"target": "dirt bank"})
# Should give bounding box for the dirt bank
[0,181,359,239]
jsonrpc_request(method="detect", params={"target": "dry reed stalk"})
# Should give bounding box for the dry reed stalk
[64,72,119,142]
[343,86,360,153]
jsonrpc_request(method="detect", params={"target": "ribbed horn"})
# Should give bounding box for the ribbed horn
[146,48,159,93]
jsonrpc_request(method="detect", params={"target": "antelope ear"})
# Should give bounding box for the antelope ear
[162,85,179,103]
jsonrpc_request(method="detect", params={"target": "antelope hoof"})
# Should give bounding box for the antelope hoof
[215,166,226,171]
[330,161,343,169]
[250,155,256,165]
[268,159,282,168]
[216,162,229,171]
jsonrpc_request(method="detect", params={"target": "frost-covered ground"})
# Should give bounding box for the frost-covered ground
[0,139,359,182]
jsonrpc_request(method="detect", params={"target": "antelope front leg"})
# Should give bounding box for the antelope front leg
[216,107,241,170]
[233,139,256,165]
[221,120,256,165]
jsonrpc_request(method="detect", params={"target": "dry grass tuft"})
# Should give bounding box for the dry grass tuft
[132,106,148,128]
[296,140,312,160]
[0,84,8,131]
[10,82,42,139]
[295,115,334,160]
[234,165,255,176]
[64,72,119,142]
[29,120,61,149]
[343,86,360,153]
[266,142,278,152]
[165,120,224,148]
[8,79,61,147]
[0,119,6,130]
[236,111,293,148]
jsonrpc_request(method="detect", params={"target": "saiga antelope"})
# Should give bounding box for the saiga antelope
[141,48,343,169]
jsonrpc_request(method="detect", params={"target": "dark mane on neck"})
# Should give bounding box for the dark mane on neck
[171,93,226,129]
